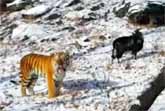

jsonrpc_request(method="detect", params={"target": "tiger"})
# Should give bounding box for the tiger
[20,51,70,98]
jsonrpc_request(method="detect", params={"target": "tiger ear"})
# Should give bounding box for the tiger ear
[65,50,70,56]
[50,52,58,59]
[50,52,55,57]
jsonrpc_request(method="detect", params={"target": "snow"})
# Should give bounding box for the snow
[65,9,91,20]
[148,0,165,4]
[7,0,25,7]
[0,0,165,111]
[128,4,146,15]
[11,23,49,41]
[21,5,52,17]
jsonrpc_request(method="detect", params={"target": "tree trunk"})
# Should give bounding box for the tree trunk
[130,66,165,111]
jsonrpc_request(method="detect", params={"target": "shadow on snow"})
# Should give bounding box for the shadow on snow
[121,51,158,63]
[63,79,118,91]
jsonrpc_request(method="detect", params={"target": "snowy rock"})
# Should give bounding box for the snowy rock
[11,23,48,41]
[21,5,52,19]
[0,0,7,12]
[0,92,12,110]
[5,0,14,3]
[44,8,61,20]
[82,12,98,22]
[1,0,165,111]
[90,3,104,11]
[8,11,22,20]
[66,0,81,7]
[74,6,84,11]
[65,9,91,20]
[128,1,165,26]
[7,0,33,11]
[61,26,75,32]
[113,2,130,18]
[45,13,61,20]
[0,92,6,103]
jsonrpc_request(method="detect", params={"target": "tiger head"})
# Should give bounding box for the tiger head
[52,51,71,71]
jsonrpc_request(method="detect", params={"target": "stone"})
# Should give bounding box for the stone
[0,0,7,12]
[90,3,104,11]
[45,13,61,20]
[21,5,51,19]
[7,0,33,12]
[128,1,165,26]
[113,2,130,18]
[66,0,81,7]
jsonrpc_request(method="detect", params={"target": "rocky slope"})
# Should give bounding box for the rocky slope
[0,0,165,111]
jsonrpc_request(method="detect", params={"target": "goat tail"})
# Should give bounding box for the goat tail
[112,48,117,58]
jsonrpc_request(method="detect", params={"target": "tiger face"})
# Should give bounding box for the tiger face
[53,51,70,71]
[53,51,71,96]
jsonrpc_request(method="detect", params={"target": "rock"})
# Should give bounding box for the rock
[6,0,14,3]
[28,41,37,45]
[113,2,130,18]
[43,8,62,20]
[128,1,165,26]
[66,0,81,7]
[82,12,98,22]
[7,0,33,12]
[40,38,49,43]
[145,1,165,26]
[75,6,84,11]
[11,23,48,41]
[65,9,91,20]
[0,37,4,41]
[128,11,150,25]
[61,26,75,32]
[90,3,104,11]
[129,104,142,111]
[21,35,30,42]
[45,13,61,20]
[0,16,15,41]
[130,66,165,110]
[21,5,52,19]
[104,9,110,21]
[56,19,63,25]
[51,38,58,42]
[0,0,7,12]
[84,38,90,42]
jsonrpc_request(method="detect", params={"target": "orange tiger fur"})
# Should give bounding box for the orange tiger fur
[20,51,70,98]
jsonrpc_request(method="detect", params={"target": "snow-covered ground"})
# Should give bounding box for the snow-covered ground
[0,0,165,111]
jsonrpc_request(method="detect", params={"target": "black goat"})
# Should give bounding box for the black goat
[112,29,144,63]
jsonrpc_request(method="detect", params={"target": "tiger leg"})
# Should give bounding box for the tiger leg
[20,72,26,96]
[28,87,34,95]
[21,83,27,96]
[47,72,56,98]
[27,81,35,95]
[20,74,30,96]
[27,73,38,95]
[59,82,64,95]
[57,83,63,96]
[55,80,63,96]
